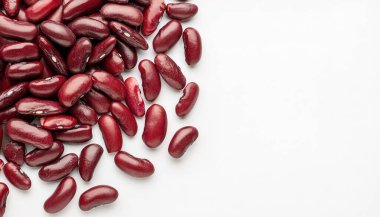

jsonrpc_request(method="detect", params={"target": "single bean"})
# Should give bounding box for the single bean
[40,115,78,130]
[88,36,116,64]
[37,35,68,76]
[79,144,103,181]
[116,40,137,71]
[25,0,62,22]
[47,4,63,23]
[39,153,78,181]
[67,38,92,74]
[109,21,148,50]
[84,89,111,114]
[100,3,143,26]
[102,49,124,76]
[153,20,182,53]
[88,12,108,25]
[40,20,76,47]
[0,183,9,217]
[166,3,198,21]
[3,0,20,17]
[99,114,122,153]
[114,151,154,178]
[79,185,118,211]
[183,27,202,65]
[3,162,31,190]
[28,75,67,98]
[25,141,64,167]
[6,61,43,81]
[141,0,165,36]
[138,59,161,101]
[0,82,28,110]
[68,17,109,40]
[110,102,137,136]
[44,176,76,213]
[58,74,92,107]
[91,70,126,101]
[175,82,199,116]
[0,16,37,41]
[69,101,97,125]
[0,42,39,62]
[3,141,25,165]
[142,104,167,148]
[16,97,66,116]
[63,0,102,21]
[54,125,92,143]
[124,77,145,117]
[168,126,198,158]
[154,53,186,90]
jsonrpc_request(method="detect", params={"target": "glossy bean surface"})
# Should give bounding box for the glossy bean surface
[79,185,118,211]
[116,40,137,71]
[37,36,68,76]
[139,59,161,101]
[0,42,39,62]
[69,101,97,125]
[166,3,198,20]
[79,144,103,181]
[114,151,154,178]
[124,77,145,117]
[58,74,92,107]
[44,176,76,213]
[40,115,77,130]
[25,0,62,22]
[175,82,199,116]
[6,61,42,80]
[3,142,25,165]
[110,102,137,136]
[68,17,109,40]
[153,20,182,53]
[141,0,165,36]
[3,162,31,190]
[3,0,20,17]
[102,49,124,76]
[0,16,37,40]
[67,37,92,73]
[100,3,143,26]
[168,126,198,158]
[16,97,66,116]
[54,125,92,143]
[99,114,122,153]
[84,89,111,114]
[154,53,186,90]
[142,104,167,148]
[91,70,126,101]
[63,0,102,21]
[0,183,9,217]
[0,82,28,110]
[183,27,202,65]
[88,36,116,64]
[28,75,67,98]
[25,141,64,167]
[40,20,76,47]
[109,21,148,50]
[39,153,78,181]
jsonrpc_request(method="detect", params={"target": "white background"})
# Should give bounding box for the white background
[5,0,380,216]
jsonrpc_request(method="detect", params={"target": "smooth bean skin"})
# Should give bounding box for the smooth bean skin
[3,0,20,17]
[47,4,63,23]
[6,118,53,149]
[88,12,108,25]
[110,102,137,136]
[141,0,165,36]
[183,27,202,65]
[16,97,66,116]
[91,70,126,101]
[109,21,148,50]
[79,185,118,211]
[154,54,186,90]
[3,162,31,190]
[116,40,137,71]
[84,89,111,114]
[25,141,64,167]
[114,151,154,178]
[69,101,97,125]
[25,0,62,22]
[67,37,92,74]
[132,0,150,6]
[63,0,102,21]
[6,61,42,80]
[0,183,9,217]
[37,36,68,76]
[0,82,28,110]
[3,142,25,165]
[58,74,92,107]
[139,59,161,101]
[39,153,78,181]
[0,16,37,41]
[54,125,92,143]
[100,3,143,26]
[166,3,198,21]
[124,77,145,117]
[142,104,167,148]
[0,106,18,123]
[15,7,28,21]
[153,20,182,53]
[176,82,199,116]
[99,114,122,153]
[44,176,76,213]
[168,126,198,158]
[41,115,78,130]
[40,57,55,78]
[88,36,116,64]
[40,20,76,47]
[68,17,110,40]
[0,42,39,62]
[102,49,124,76]
[79,144,103,181]
[29,75,67,98]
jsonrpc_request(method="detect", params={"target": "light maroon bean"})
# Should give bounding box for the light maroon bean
[109,21,148,50]
[40,57,55,78]
[0,16,37,41]
[99,114,122,153]
[110,102,137,136]
[40,20,76,47]
[141,0,165,36]
[79,185,118,211]
[37,35,68,76]
[69,101,97,125]
[25,141,64,167]
[168,126,198,158]
[116,40,137,71]
[88,36,116,64]
[6,61,42,80]
[3,162,31,190]
[25,0,62,22]
[102,49,124,76]
[16,97,66,116]
[138,59,161,101]
[0,183,9,217]
[58,74,92,107]
[114,151,154,178]
[183,27,202,65]
[91,70,126,101]
[67,37,92,74]
[54,125,92,143]
[79,144,103,181]
[124,77,145,117]
[100,3,143,26]
[3,0,20,17]
[39,153,78,181]
[0,82,27,110]
[63,0,102,21]
[0,42,39,62]
[28,75,67,98]
[154,53,186,90]
[84,89,111,114]
[142,104,167,148]
[3,141,25,165]
[153,20,182,53]
[176,82,199,116]
[68,17,109,40]
[40,115,78,130]
[166,3,198,21]
[44,176,76,213]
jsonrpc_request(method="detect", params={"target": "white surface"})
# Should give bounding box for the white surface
[6,0,380,216]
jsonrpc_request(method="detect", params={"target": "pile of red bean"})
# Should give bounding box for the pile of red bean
[0,0,201,215]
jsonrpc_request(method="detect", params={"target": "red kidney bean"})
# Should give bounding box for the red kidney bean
[25,141,64,167]
[109,21,148,50]
[68,17,109,40]
[91,70,126,101]
[0,106,18,123]
[132,0,150,6]
[154,54,186,90]
[114,151,154,178]
[40,20,76,47]
[88,12,108,25]
[6,118,53,149]
[116,40,137,71]
[183,27,202,65]
[40,115,78,130]
[44,176,76,213]
[88,36,116,64]
[16,97,66,116]
[166,3,198,21]
[84,89,111,114]
[176,82,199,116]
[168,126,198,158]
[0,183,9,217]
[141,0,165,36]
[100,3,143,26]
[98,114,122,153]
[110,102,137,136]
[39,153,78,181]
[40,57,55,78]
[3,141,25,165]
[67,37,92,73]
[0,36,16,48]
[37,35,68,76]
[25,0,62,22]
[63,0,102,21]
[54,125,92,143]
[47,4,63,23]
[0,82,28,110]
[79,144,103,181]
[3,0,20,17]
[102,49,124,76]
[79,185,118,211]
[3,162,31,190]
[69,101,97,125]
[124,77,145,117]
[142,104,167,148]
[28,75,67,98]
[138,59,161,101]
[0,16,37,41]
[58,74,92,107]
[24,0,37,5]
[6,61,43,80]
[0,42,39,62]
[16,7,28,21]
[153,20,182,53]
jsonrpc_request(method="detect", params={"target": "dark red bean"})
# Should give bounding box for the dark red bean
[79,185,118,211]
[124,77,145,117]
[109,21,148,50]
[6,61,42,80]
[44,176,76,213]
[24,0,37,6]
[25,0,62,22]
[69,101,97,125]
[0,106,18,123]
[141,0,165,36]
[100,3,143,26]
[114,151,154,178]
[0,183,9,217]
[63,0,102,21]
[138,59,161,101]
[6,118,53,149]
[16,7,28,21]
[175,82,199,116]
[40,20,76,47]
[3,141,25,165]
[39,153,78,181]
[106,0,128,4]
[102,49,124,76]
[54,125,92,143]
[0,82,28,110]
[58,74,92,107]
[168,126,198,158]
[91,70,126,101]
[183,27,202,65]
[99,114,122,153]
[166,3,198,21]
[47,4,63,23]
[0,16,37,41]
[88,36,116,64]
[0,159,4,170]
[0,42,39,62]
[110,102,137,136]
[16,97,66,116]
[40,115,78,130]
[40,57,55,78]
[25,141,64,167]
[88,12,108,25]
[67,37,92,74]
[37,35,68,76]
[132,0,150,6]
[3,162,31,190]
[0,36,16,48]
[142,104,167,148]
[116,40,137,71]
[68,17,109,40]
[84,89,111,114]
[79,144,103,181]
[154,53,186,90]
[28,75,67,98]
[153,20,182,53]
[3,0,20,17]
